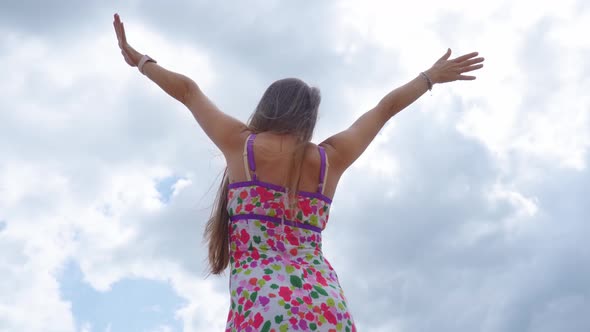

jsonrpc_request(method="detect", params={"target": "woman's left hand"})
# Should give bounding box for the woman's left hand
[113,13,142,67]
[426,48,484,84]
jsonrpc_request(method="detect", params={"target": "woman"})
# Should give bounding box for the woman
[113,13,484,331]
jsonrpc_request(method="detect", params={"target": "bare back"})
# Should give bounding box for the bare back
[226,131,342,200]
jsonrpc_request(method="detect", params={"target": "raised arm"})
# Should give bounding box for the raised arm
[113,13,248,154]
[321,49,484,174]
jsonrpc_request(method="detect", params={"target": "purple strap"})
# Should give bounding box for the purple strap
[247,134,257,180]
[317,146,326,193]
[230,214,323,233]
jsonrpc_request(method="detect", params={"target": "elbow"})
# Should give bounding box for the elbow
[182,78,199,105]
[373,103,396,123]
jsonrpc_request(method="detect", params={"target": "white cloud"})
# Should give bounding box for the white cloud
[0,20,220,331]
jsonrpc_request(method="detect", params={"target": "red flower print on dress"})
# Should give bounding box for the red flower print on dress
[278,286,292,301]
[256,186,275,202]
[325,309,338,325]
[285,232,299,246]
[239,190,248,200]
[251,247,260,260]
[285,209,292,220]
[240,229,250,244]
[299,199,312,216]
[244,299,253,312]
[252,312,264,328]
[235,313,244,326]
[316,271,328,286]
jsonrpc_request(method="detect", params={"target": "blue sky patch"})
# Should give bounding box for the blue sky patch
[156,175,184,204]
[58,261,186,332]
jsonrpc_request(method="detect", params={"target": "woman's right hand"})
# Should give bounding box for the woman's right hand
[425,48,484,85]
[113,13,142,68]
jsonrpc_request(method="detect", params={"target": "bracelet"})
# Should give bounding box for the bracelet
[420,72,433,91]
[138,54,157,75]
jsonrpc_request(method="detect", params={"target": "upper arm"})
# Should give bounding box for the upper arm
[320,105,390,173]
[184,81,249,154]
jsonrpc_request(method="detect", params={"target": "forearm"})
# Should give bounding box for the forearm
[377,70,433,119]
[142,62,194,104]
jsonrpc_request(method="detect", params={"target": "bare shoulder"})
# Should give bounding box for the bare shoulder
[219,128,251,161]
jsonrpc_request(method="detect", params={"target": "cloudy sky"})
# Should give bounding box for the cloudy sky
[1,0,589,331]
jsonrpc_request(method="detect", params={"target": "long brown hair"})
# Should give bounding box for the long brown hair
[204,78,321,275]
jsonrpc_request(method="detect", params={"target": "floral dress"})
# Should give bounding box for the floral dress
[224,133,356,332]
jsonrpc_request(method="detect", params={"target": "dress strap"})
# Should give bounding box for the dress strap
[242,133,257,181]
[317,146,329,194]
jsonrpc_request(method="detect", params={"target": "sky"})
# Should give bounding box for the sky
[1,0,589,331]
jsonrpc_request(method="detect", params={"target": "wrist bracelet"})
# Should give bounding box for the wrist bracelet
[420,72,433,91]
[138,54,157,75]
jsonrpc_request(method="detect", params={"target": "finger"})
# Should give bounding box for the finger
[120,22,127,43]
[114,13,123,28]
[457,75,476,80]
[113,15,123,41]
[452,52,479,63]
[461,63,484,73]
[461,57,485,67]
[114,23,122,43]
[114,14,121,33]
[439,48,452,61]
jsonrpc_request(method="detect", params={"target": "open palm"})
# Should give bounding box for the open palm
[429,48,485,84]
[113,13,142,67]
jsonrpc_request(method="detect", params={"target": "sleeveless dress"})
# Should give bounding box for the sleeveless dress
[224,133,356,332]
